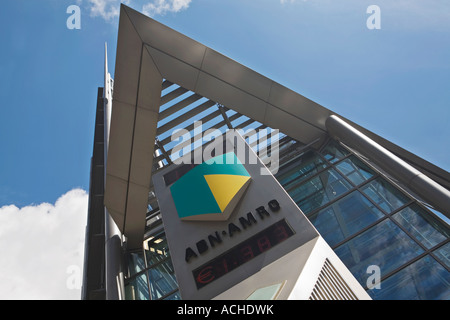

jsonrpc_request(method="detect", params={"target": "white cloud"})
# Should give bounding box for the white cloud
[85,0,124,20]
[0,189,88,300]
[78,0,192,21]
[143,0,191,17]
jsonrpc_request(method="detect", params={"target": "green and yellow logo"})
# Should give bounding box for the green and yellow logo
[170,153,251,221]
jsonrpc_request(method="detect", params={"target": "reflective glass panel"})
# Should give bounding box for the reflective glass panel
[393,204,450,249]
[129,252,146,276]
[276,150,327,188]
[321,140,349,163]
[368,255,450,300]
[287,168,351,214]
[433,243,450,269]
[334,155,375,186]
[309,206,343,247]
[335,219,424,285]
[148,261,178,300]
[361,177,410,213]
[125,272,150,300]
[310,191,384,247]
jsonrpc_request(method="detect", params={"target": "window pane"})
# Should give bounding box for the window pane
[276,150,327,188]
[287,169,351,214]
[321,140,349,163]
[433,243,450,269]
[125,273,150,300]
[310,191,384,247]
[335,220,424,285]
[148,261,179,300]
[368,255,450,300]
[361,177,410,213]
[393,204,450,249]
[334,155,375,186]
[145,232,171,267]
[309,206,344,247]
[129,252,146,276]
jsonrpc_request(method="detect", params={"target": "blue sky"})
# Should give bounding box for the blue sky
[0,0,449,299]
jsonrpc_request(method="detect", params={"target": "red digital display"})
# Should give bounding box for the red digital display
[192,220,295,289]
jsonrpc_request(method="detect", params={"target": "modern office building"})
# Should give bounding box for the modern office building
[82,5,450,300]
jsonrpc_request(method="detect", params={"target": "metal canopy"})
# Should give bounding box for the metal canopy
[105,4,450,249]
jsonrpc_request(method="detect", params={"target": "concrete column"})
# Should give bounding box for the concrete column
[104,211,125,300]
[104,43,125,300]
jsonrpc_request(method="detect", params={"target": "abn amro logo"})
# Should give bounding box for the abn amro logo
[170,153,251,221]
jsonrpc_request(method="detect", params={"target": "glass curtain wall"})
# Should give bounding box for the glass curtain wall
[276,139,450,300]
[124,225,181,300]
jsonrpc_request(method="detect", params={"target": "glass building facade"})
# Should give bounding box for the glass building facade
[276,139,450,300]
[126,223,181,300]
[84,6,450,301]
[123,137,449,300]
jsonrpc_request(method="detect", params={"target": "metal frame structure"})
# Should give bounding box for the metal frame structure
[283,138,450,286]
